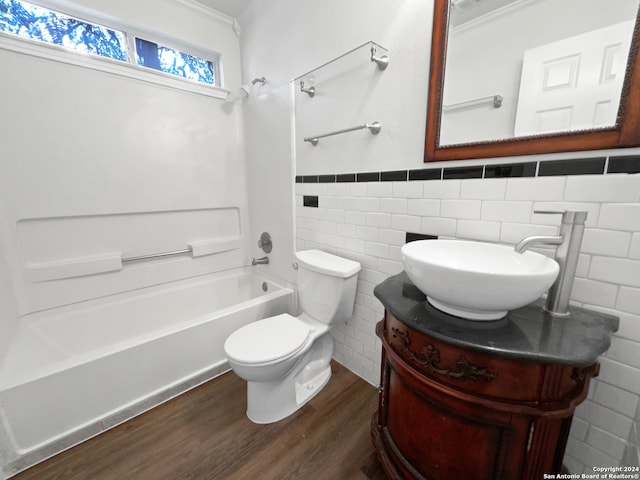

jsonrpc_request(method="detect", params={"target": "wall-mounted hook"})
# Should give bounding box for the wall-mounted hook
[300,80,316,97]
[370,46,389,70]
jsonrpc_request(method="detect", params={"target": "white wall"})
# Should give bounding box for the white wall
[239,0,640,473]
[240,0,432,175]
[0,0,245,350]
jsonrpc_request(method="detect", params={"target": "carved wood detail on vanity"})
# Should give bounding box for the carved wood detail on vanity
[372,311,601,480]
[390,326,498,382]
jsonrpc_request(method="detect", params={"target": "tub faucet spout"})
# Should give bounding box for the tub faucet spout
[252,256,269,266]
[514,210,587,317]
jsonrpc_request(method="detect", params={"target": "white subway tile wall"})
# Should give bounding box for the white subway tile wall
[296,171,640,473]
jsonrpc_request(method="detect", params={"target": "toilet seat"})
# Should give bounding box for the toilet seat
[224,314,311,365]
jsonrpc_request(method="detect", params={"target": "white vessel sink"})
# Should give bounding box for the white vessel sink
[401,240,560,321]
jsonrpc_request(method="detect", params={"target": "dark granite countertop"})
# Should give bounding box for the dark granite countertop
[374,272,619,366]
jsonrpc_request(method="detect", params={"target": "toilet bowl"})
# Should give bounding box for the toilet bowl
[224,250,360,424]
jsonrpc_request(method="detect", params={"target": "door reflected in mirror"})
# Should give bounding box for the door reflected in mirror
[425,0,640,161]
[441,0,639,146]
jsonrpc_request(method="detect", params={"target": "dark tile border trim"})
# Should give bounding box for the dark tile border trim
[319,174,336,183]
[295,154,638,183]
[443,166,483,179]
[409,168,441,181]
[538,157,606,176]
[357,171,380,182]
[337,173,356,182]
[608,155,640,174]
[381,170,408,181]
[485,162,536,178]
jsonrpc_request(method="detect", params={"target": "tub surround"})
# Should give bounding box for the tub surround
[0,251,18,364]
[0,1,251,475]
[371,272,618,479]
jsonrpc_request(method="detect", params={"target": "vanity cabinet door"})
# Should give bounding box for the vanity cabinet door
[377,350,529,480]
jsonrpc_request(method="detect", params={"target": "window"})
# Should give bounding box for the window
[135,38,215,85]
[0,0,127,61]
[0,0,223,93]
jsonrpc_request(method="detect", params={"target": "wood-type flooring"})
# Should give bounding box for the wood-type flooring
[13,361,387,480]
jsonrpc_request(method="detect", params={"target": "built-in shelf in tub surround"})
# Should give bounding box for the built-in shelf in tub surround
[371,272,619,480]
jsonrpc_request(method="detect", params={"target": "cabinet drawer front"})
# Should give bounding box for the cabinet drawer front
[383,313,550,403]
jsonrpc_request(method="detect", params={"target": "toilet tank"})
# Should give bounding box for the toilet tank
[295,250,361,324]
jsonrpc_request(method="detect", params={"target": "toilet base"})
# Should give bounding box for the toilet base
[245,334,333,424]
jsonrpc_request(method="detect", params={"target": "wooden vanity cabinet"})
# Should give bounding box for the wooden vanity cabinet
[371,312,599,480]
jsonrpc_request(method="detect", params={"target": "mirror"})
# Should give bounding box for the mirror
[425,0,640,162]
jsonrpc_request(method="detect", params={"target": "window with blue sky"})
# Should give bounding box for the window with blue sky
[0,0,219,87]
[135,38,215,85]
[0,0,128,61]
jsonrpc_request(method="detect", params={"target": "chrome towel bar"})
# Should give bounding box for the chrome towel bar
[443,95,503,112]
[304,122,381,146]
[121,247,192,264]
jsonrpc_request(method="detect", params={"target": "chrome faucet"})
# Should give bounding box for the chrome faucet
[251,256,269,266]
[514,210,588,317]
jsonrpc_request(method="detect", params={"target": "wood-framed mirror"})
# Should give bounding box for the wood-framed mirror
[424,0,640,162]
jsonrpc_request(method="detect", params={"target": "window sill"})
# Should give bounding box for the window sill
[0,33,230,100]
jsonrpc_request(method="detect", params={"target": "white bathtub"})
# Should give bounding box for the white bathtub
[0,268,293,476]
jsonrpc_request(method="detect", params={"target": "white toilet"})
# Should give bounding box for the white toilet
[224,249,361,424]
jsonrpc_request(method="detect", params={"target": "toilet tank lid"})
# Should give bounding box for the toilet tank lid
[295,250,361,278]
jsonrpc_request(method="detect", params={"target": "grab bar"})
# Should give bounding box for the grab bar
[304,122,381,146]
[121,247,192,264]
